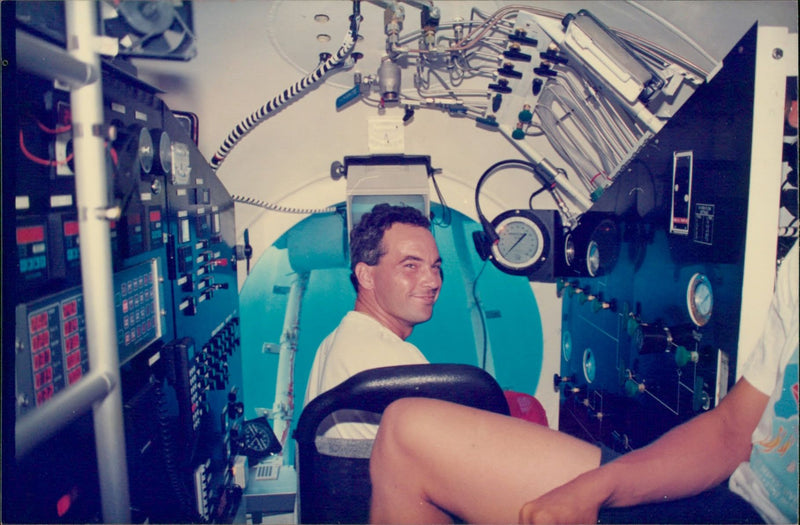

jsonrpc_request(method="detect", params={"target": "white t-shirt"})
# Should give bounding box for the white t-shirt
[729,242,798,523]
[303,311,429,439]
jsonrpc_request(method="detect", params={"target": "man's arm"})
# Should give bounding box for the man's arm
[520,377,769,524]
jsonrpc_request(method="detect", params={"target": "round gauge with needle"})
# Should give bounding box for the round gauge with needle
[582,347,596,383]
[154,129,172,175]
[687,273,713,326]
[137,126,154,175]
[237,417,281,462]
[488,209,549,275]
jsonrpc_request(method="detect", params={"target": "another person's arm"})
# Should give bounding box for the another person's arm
[519,377,768,523]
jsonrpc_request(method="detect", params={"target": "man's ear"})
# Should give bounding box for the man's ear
[354,262,375,290]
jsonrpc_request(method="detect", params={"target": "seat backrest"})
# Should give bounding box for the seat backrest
[293,363,510,524]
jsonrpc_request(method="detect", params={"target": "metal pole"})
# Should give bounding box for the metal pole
[16,29,98,88]
[64,1,131,522]
[272,271,310,460]
[15,371,114,459]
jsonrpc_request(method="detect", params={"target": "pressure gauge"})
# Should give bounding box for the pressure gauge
[137,126,154,174]
[582,347,596,383]
[237,417,281,462]
[488,209,549,276]
[586,240,601,277]
[562,330,573,362]
[154,130,172,175]
[687,273,713,326]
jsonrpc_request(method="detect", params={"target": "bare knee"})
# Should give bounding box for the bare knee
[371,398,425,474]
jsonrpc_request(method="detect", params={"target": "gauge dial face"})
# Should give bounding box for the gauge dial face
[564,233,575,267]
[586,241,601,276]
[489,210,547,275]
[156,130,172,175]
[582,347,596,383]
[562,330,573,362]
[687,273,713,326]
[243,422,272,452]
[138,126,154,174]
[239,418,280,460]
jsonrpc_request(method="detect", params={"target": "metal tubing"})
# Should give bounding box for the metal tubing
[15,371,114,459]
[64,1,131,522]
[16,29,98,88]
[272,271,310,461]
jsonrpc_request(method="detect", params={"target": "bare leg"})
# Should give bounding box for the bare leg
[370,398,601,524]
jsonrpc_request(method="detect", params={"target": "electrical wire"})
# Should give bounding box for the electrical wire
[18,129,74,167]
[471,258,490,370]
[231,194,337,215]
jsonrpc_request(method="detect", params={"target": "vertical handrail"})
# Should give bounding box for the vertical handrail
[64,1,131,522]
[272,271,310,460]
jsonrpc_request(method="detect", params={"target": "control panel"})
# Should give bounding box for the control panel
[6,12,243,522]
[556,25,782,452]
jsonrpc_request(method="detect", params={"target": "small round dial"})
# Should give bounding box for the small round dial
[155,130,172,175]
[562,330,573,362]
[687,273,713,326]
[489,210,549,275]
[582,347,596,383]
[137,126,154,174]
[586,241,601,277]
[238,417,281,461]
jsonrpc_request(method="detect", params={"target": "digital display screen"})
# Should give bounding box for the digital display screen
[29,311,49,332]
[66,350,82,369]
[33,348,51,371]
[35,367,53,390]
[65,333,80,352]
[37,384,54,405]
[62,299,78,318]
[31,331,50,353]
[68,367,83,385]
[63,317,79,336]
[17,225,45,245]
[63,220,79,237]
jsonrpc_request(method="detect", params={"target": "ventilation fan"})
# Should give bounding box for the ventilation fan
[101,0,197,61]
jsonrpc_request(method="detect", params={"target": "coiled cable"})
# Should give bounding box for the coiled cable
[209,3,361,172]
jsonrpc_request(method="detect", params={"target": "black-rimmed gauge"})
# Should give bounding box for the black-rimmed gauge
[137,126,154,174]
[153,130,172,175]
[582,347,596,383]
[488,209,549,276]
[586,240,601,276]
[237,417,282,462]
[564,233,575,268]
[562,330,573,362]
[687,273,713,326]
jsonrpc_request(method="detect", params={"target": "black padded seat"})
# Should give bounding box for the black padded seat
[293,363,510,524]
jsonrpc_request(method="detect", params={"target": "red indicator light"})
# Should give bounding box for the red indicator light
[30,311,49,332]
[63,220,79,237]
[64,317,79,336]
[62,300,78,318]
[16,225,45,245]
[67,350,82,369]
[33,348,52,371]
[150,209,162,222]
[31,331,50,353]
[68,367,83,384]
[65,333,81,352]
[36,385,54,405]
[35,367,53,389]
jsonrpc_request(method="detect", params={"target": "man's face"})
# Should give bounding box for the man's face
[357,223,442,338]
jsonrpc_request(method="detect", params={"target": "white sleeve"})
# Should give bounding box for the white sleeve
[740,242,799,395]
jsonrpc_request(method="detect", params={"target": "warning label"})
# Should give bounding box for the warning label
[693,203,715,245]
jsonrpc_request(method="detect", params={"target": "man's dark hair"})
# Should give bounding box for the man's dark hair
[349,204,431,291]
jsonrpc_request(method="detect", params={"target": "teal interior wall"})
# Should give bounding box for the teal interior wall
[238,204,545,465]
